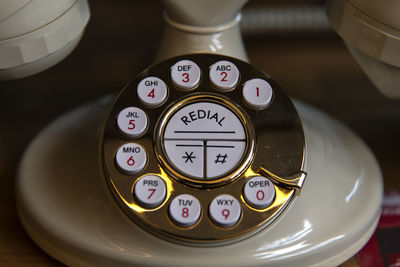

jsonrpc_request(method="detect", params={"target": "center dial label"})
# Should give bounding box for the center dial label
[163,101,247,180]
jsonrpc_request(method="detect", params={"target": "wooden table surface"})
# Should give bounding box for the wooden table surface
[1,1,399,266]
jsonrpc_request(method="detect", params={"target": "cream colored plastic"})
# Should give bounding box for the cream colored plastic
[347,44,400,98]
[0,0,90,81]
[156,0,248,62]
[17,97,382,266]
[328,0,400,97]
[0,0,30,23]
[350,0,400,29]
[162,0,247,27]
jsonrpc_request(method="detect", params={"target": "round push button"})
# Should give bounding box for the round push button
[209,194,241,227]
[169,194,201,227]
[171,60,201,90]
[242,78,273,109]
[137,77,168,107]
[134,175,166,209]
[209,60,239,91]
[244,176,275,209]
[117,107,148,138]
[115,143,147,174]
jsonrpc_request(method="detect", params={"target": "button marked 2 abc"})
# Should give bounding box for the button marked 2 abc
[210,60,239,91]
[115,143,147,174]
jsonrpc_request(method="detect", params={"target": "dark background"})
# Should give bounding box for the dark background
[1,0,399,265]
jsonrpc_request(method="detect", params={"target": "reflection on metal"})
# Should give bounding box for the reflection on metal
[259,166,307,189]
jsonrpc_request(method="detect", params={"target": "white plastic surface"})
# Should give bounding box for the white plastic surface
[171,60,201,90]
[117,107,148,138]
[169,194,201,227]
[0,32,83,81]
[162,0,248,27]
[243,176,275,209]
[209,60,240,90]
[242,78,273,109]
[0,0,30,22]
[0,0,77,39]
[209,194,241,227]
[156,7,248,63]
[328,0,400,98]
[0,0,90,80]
[137,77,168,106]
[115,143,147,174]
[134,175,166,209]
[16,98,383,266]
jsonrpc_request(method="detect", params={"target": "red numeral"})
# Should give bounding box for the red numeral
[182,73,190,83]
[256,87,260,97]
[127,156,135,166]
[147,188,156,199]
[182,207,189,218]
[148,88,155,98]
[222,209,230,220]
[220,71,228,82]
[128,119,135,130]
[256,190,265,201]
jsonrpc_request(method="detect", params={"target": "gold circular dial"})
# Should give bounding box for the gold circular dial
[101,54,306,246]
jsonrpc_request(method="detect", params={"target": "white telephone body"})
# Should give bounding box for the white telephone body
[3,0,387,266]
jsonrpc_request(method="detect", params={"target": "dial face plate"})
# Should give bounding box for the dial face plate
[163,101,247,180]
[101,54,306,246]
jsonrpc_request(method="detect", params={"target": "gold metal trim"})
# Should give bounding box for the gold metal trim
[259,166,307,189]
[101,53,306,246]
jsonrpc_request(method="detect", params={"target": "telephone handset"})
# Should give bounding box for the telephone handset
[101,53,306,245]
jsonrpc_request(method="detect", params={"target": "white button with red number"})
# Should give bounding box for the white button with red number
[171,60,201,90]
[242,78,273,109]
[169,194,201,227]
[134,175,166,209]
[209,60,239,90]
[209,194,241,227]
[117,107,148,138]
[137,77,168,106]
[115,143,147,174]
[244,176,275,209]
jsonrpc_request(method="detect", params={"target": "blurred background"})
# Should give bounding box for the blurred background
[0,0,399,265]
